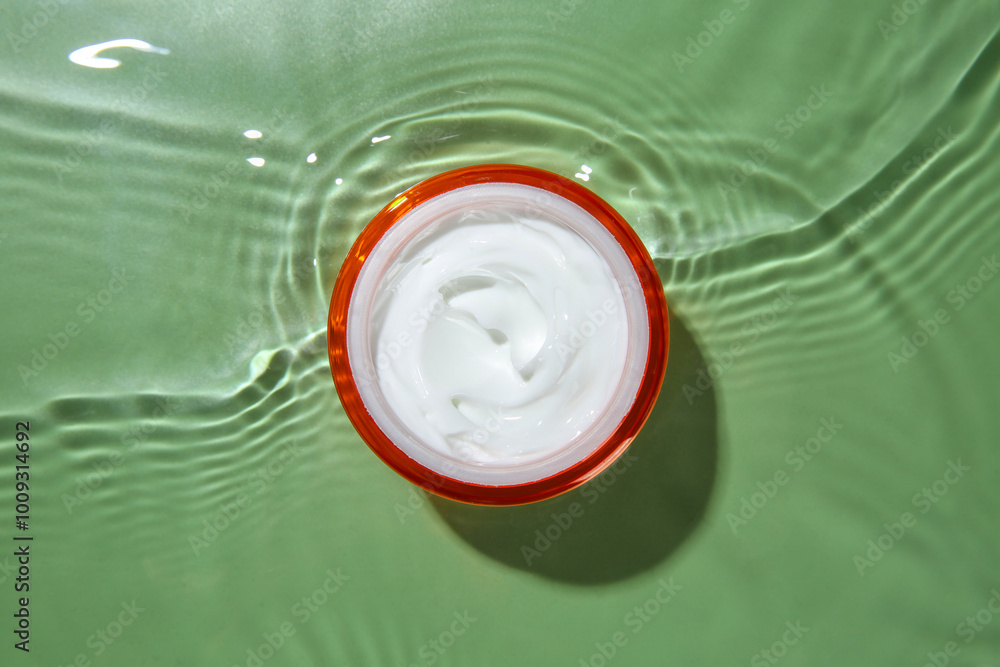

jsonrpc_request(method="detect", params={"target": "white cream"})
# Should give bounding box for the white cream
[348,183,649,486]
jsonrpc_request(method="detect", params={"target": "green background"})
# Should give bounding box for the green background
[2,0,999,665]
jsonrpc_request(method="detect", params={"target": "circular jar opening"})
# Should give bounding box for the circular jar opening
[328,165,668,505]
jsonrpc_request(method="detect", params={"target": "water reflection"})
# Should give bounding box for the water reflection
[68,38,170,69]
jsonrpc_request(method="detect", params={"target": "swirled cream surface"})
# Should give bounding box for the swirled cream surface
[348,183,647,484]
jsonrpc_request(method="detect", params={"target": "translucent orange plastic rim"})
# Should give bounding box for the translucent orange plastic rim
[327,164,669,506]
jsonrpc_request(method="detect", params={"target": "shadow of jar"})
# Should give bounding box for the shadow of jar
[429,309,719,585]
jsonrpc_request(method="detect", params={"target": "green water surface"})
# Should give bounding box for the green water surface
[2,0,1000,665]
